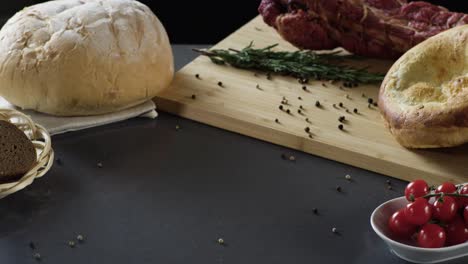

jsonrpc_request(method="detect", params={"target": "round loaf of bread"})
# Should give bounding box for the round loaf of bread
[379,25,468,148]
[0,0,173,116]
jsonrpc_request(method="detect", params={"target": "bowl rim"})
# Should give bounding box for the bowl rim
[370,192,468,252]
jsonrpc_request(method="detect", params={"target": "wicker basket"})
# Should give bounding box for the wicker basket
[0,109,54,199]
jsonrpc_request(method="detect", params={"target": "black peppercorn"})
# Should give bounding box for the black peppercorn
[353,108,358,114]
[338,116,346,123]
[373,102,378,107]
[305,127,310,133]
[338,124,344,130]
[97,162,103,168]
[286,109,291,114]
[339,102,343,107]
[275,118,279,123]
[298,109,302,114]
[29,242,36,250]
[217,81,223,87]
[266,73,272,80]
[299,105,304,109]
[298,97,302,100]
[279,105,284,110]
[322,83,327,88]
[305,118,310,123]
[313,208,318,215]
[302,86,307,91]
[368,98,374,104]
[195,74,200,79]
[315,101,321,107]
[191,94,196,100]
[336,186,342,192]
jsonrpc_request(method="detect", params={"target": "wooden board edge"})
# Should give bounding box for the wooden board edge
[154,97,460,185]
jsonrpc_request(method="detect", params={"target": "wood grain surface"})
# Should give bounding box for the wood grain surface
[155,16,468,185]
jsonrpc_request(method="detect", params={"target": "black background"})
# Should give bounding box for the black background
[0,1,466,44]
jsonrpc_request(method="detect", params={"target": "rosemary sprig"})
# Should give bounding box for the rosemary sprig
[193,43,385,84]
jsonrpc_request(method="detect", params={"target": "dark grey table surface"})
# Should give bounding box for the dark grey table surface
[0,45,465,264]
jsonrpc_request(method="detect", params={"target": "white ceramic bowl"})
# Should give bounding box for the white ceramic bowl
[371,195,468,263]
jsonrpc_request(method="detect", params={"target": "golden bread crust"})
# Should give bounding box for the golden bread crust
[379,25,468,148]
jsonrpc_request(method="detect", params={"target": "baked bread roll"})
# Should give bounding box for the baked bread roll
[0,120,36,182]
[0,0,173,116]
[379,25,468,148]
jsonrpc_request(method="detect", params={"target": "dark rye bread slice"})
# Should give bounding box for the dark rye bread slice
[0,120,36,182]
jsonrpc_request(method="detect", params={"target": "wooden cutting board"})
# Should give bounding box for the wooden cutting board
[155,16,468,185]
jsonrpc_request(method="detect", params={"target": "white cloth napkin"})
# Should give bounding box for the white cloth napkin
[0,97,157,135]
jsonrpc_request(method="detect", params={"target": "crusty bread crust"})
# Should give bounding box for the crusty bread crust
[0,0,173,116]
[379,25,468,148]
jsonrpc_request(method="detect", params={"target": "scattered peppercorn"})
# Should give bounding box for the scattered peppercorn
[333,104,337,108]
[77,235,84,242]
[279,105,284,110]
[338,124,344,130]
[289,155,296,161]
[29,242,36,250]
[217,81,223,87]
[313,208,318,215]
[305,127,310,133]
[368,98,374,104]
[299,105,304,110]
[309,134,313,139]
[305,118,310,123]
[339,102,343,108]
[191,94,196,100]
[217,238,225,245]
[195,74,200,79]
[315,101,321,107]
[322,83,327,88]
[302,86,307,91]
[332,227,338,234]
[336,186,342,192]
[345,94,350,99]
[345,175,352,181]
[256,84,260,89]
[275,118,279,123]
[346,109,350,113]
[97,162,103,168]
[298,96,302,100]
[373,102,378,107]
[286,109,291,114]
[298,109,302,114]
[68,241,76,248]
[338,116,346,123]
[353,108,358,114]
[266,73,272,80]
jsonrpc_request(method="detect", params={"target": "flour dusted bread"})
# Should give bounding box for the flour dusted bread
[379,25,468,148]
[0,120,36,181]
[0,0,173,116]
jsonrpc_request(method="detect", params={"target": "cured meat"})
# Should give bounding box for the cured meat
[259,0,468,58]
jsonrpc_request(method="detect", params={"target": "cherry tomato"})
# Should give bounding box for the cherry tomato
[405,180,429,201]
[388,209,417,238]
[445,216,468,246]
[435,182,457,194]
[458,185,468,207]
[464,206,468,226]
[405,198,432,225]
[432,196,458,222]
[417,224,446,248]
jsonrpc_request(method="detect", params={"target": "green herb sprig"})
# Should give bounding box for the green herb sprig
[193,43,385,84]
